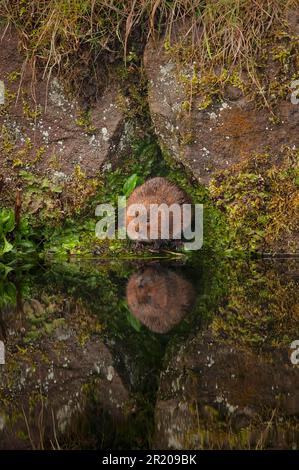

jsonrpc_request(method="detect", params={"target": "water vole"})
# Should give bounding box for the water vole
[126,266,195,333]
[126,177,191,242]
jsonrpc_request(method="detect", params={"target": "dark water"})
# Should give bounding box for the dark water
[0,256,298,449]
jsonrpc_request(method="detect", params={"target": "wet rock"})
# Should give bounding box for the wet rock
[224,85,243,102]
[0,300,132,449]
[287,8,299,35]
[155,330,299,449]
[0,27,125,180]
[144,40,299,186]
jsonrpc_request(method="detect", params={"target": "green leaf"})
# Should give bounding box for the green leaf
[0,235,13,256]
[83,220,96,231]
[0,262,13,277]
[123,174,139,197]
[24,330,40,343]
[17,239,36,250]
[127,309,142,332]
[18,170,36,182]
[41,179,51,189]
[51,184,63,193]
[0,208,15,234]
[0,279,16,307]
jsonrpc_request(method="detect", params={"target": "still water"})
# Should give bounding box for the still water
[0,256,298,449]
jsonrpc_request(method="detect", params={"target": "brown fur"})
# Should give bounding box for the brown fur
[126,267,195,334]
[126,177,191,242]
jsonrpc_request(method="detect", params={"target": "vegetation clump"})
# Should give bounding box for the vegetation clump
[2,1,297,103]
[210,259,299,348]
[209,147,299,252]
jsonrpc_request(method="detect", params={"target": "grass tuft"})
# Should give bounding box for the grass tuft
[1,1,297,99]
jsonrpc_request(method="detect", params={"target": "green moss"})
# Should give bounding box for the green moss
[75,110,96,135]
[209,147,299,252]
[22,98,42,121]
[210,259,299,348]
[176,395,299,449]
[161,149,233,255]
[7,71,21,83]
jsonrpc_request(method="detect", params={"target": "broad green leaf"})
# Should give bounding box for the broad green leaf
[0,235,13,256]
[17,239,36,250]
[4,211,15,233]
[0,208,15,234]
[18,170,36,182]
[0,263,13,277]
[127,309,141,332]
[123,174,139,197]
[0,279,16,307]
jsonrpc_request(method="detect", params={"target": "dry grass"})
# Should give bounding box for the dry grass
[163,1,295,65]
[1,1,298,97]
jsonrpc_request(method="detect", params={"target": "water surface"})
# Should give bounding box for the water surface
[0,256,298,449]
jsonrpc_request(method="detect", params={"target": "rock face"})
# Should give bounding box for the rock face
[155,331,299,450]
[144,41,299,186]
[154,259,299,450]
[0,27,124,181]
[0,296,133,449]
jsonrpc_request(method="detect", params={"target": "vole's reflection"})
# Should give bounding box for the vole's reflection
[126,266,196,334]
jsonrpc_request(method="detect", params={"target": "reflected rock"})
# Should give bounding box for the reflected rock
[126,266,195,333]
[0,297,133,449]
[155,330,299,449]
